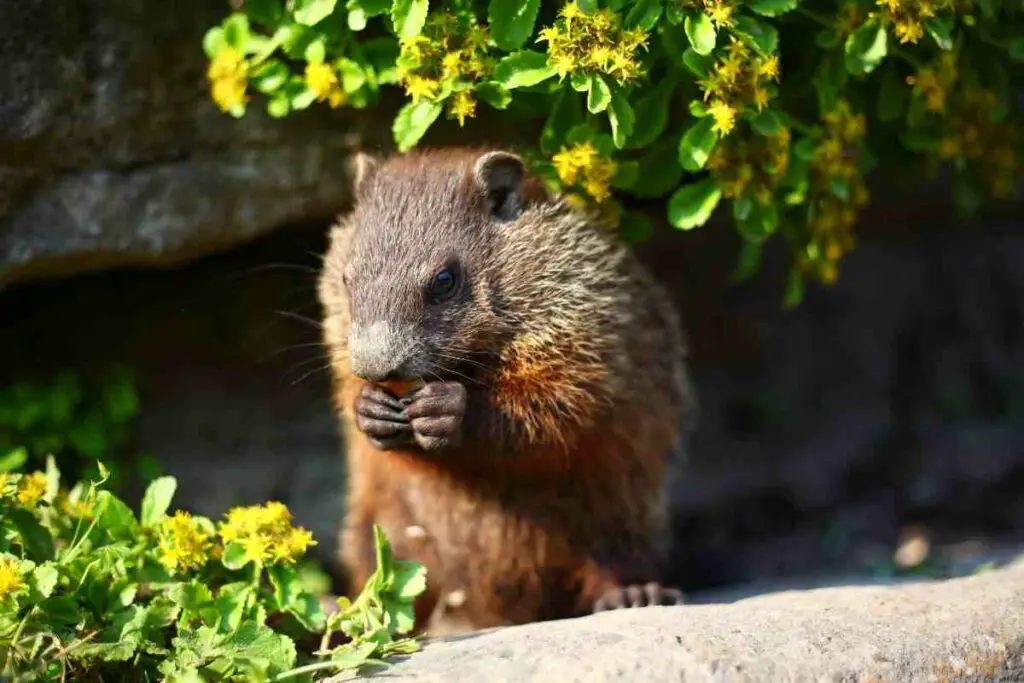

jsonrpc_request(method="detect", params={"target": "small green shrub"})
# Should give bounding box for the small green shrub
[202,0,1022,305]
[0,367,158,491]
[0,460,425,682]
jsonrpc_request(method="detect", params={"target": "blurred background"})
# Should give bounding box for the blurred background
[3,0,1023,601]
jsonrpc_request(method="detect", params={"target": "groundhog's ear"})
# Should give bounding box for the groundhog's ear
[348,151,380,196]
[473,151,526,221]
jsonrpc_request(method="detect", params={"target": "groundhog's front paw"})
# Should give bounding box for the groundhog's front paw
[592,582,685,612]
[356,385,413,451]
[403,382,467,452]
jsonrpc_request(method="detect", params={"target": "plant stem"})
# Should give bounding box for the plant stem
[796,7,833,27]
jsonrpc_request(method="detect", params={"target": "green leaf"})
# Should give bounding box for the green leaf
[607,88,635,148]
[488,0,540,50]
[689,99,708,117]
[665,1,685,23]
[9,508,55,561]
[877,64,907,122]
[678,117,718,172]
[0,447,26,472]
[682,47,715,78]
[252,60,290,93]
[221,542,252,570]
[476,82,513,110]
[215,583,255,632]
[168,582,215,617]
[30,563,59,600]
[625,0,664,30]
[924,17,953,50]
[267,94,291,117]
[732,240,763,282]
[844,19,887,75]
[392,99,443,152]
[627,141,684,199]
[202,27,226,59]
[391,0,429,39]
[223,13,251,49]
[540,86,583,155]
[141,476,177,527]
[1010,37,1024,61]
[731,15,778,55]
[286,593,327,633]
[626,74,679,149]
[783,267,804,308]
[813,52,848,111]
[747,0,798,17]
[304,37,327,63]
[39,596,80,625]
[495,50,557,89]
[391,560,427,600]
[95,491,140,541]
[245,0,284,26]
[830,176,850,200]
[684,11,717,55]
[668,178,722,230]
[750,108,783,136]
[735,199,779,242]
[293,0,338,25]
[587,74,611,113]
[816,27,840,49]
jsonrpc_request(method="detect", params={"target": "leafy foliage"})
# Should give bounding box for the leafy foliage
[0,460,425,682]
[0,367,159,491]
[202,0,1023,306]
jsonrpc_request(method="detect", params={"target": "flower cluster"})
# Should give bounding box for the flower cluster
[0,557,26,602]
[207,47,248,113]
[935,87,1022,198]
[305,62,346,109]
[16,472,46,508]
[219,501,316,565]
[552,142,619,203]
[804,100,870,285]
[396,10,493,125]
[699,39,781,135]
[673,0,738,28]
[708,125,792,205]
[907,51,958,113]
[537,3,649,83]
[876,0,954,44]
[157,511,214,574]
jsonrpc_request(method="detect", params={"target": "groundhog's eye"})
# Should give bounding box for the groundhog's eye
[428,268,458,301]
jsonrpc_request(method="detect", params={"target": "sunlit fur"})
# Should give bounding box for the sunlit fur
[318,147,698,633]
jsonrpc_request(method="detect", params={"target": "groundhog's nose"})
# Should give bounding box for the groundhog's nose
[348,321,419,382]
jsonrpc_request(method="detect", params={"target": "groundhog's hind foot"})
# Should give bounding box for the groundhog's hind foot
[592,582,685,612]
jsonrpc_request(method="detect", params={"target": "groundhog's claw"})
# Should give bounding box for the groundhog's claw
[356,385,413,450]
[404,382,467,451]
[592,582,685,612]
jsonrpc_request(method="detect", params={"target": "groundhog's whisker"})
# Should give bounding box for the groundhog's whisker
[273,309,324,329]
[431,360,486,388]
[256,341,328,363]
[286,361,333,386]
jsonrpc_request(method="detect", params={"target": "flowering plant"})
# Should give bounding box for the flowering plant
[0,459,425,682]
[203,0,1022,305]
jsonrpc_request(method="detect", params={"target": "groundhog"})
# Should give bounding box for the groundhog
[317,146,697,634]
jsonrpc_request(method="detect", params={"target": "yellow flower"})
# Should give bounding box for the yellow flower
[536,3,648,84]
[0,559,26,601]
[708,100,737,135]
[218,501,315,565]
[706,0,736,27]
[758,55,781,81]
[582,157,618,203]
[448,91,477,126]
[17,472,46,508]
[158,511,213,574]
[207,47,248,113]
[552,142,599,186]
[403,75,441,103]
[304,62,346,109]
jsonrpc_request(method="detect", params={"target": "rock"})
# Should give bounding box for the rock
[365,559,1024,683]
[0,0,390,289]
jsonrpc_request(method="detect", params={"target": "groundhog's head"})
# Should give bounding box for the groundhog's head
[318,148,547,390]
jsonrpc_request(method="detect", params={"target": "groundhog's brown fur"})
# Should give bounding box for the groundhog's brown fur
[317,147,697,634]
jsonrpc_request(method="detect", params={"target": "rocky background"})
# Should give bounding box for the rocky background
[2,0,1023,598]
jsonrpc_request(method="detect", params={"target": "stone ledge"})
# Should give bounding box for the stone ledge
[366,559,1024,683]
